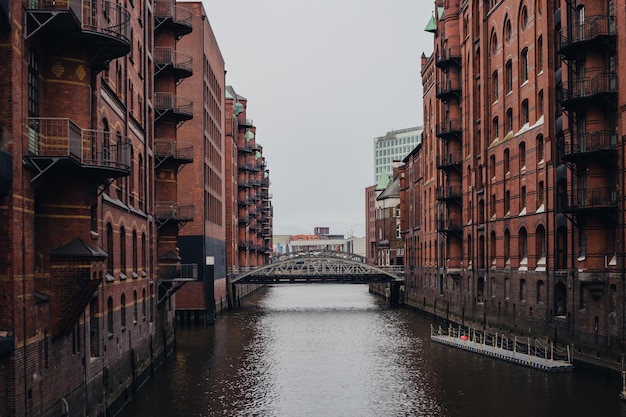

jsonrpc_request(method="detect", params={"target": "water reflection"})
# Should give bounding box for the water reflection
[120,284,626,417]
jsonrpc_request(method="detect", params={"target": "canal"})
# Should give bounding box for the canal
[119,284,626,417]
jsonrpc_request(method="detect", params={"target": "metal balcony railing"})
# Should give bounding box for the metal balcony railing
[560,15,616,55]
[436,185,463,201]
[562,73,617,105]
[155,47,193,78]
[26,118,130,170]
[154,0,192,36]
[436,152,463,171]
[155,140,193,162]
[158,263,198,281]
[436,118,463,139]
[561,187,618,211]
[560,130,617,159]
[436,78,462,101]
[155,201,194,221]
[25,0,131,44]
[435,46,462,68]
[154,93,193,121]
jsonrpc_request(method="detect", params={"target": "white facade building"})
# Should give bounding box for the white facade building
[373,126,423,184]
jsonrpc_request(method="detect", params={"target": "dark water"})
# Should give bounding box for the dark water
[119,284,626,417]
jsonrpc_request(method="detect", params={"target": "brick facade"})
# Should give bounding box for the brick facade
[401,0,626,366]
[0,0,191,414]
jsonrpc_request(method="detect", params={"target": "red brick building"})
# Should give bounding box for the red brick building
[224,86,273,305]
[0,0,194,414]
[173,2,227,323]
[402,0,626,366]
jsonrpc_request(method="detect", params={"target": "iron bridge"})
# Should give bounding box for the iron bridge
[230,251,404,285]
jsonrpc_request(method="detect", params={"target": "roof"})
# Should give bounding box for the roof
[377,176,400,200]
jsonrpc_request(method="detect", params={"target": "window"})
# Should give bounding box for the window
[538,90,544,117]
[504,149,510,173]
[492,116,499,139]
[121,293,127,331]
[107,296,114,337]
[106,224,114,278]
[492,71,499,102]
[490,155,496,179]
[133,291,138,324]
[520,278,527,301]
[537,181,544,209]
[521,99,529,125]
[520,6,528,30]
[521,186,527,211]
[491,33,498,55]
[537,281,544,303]
[519,142,526,169]
[536,135,544,162]
[506,108,513,132]
[506,60,513,92]
[519,227,528,269]
[520,48,529,82]
[120,227,126,279]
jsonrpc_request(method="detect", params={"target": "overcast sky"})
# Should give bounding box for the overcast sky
[201,0,434,237]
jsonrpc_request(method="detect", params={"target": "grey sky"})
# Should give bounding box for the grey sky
[202,0,434,236]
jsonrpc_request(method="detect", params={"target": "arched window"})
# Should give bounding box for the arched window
[120,227,126,278]
[133,290,138,324]
[106,223,114,277]
[505,60,513,92]
[520,278,527,301]
[121,293,127,330]
[107,296,114,337]
[521,99,529,125]
[520,48,529,82]
[537,280,545,303]
[132,230,138,277]
[518,227,528,270]
[506,108,513,132]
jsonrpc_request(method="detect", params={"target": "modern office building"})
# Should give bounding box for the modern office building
[373,126,423,184]
[401,0,626,368]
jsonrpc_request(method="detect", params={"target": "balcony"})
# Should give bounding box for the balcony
[436,78,462,102]
[156,263,198,304]
[155,93,193,123]
[155,139,193,168]
[25,0,130,69]
[435,46,461,69]
[436,185,462,205]
[436,118,463,142]
[155,47,193,81]
[158,263,198,281]
[560,15,616,59]
[437,219,463,237]
[560,187,618,214]
[559,130,617,164]
[561,73,617,111]
[436,151,463,173]
[23,118,130,183]
[155,201,194,229]
[154,0,192,39]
